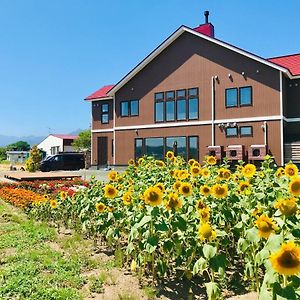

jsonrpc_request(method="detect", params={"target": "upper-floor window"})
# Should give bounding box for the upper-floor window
[101,103,109,124]
[240,126,253,137]
[225,127,238,137]
[225,86,252,108]
[120,100,139,117]
[155,88,199,122]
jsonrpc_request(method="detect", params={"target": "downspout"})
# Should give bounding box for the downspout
[113,95,116,166]
[263,121,267,146]
[211,76,215,146]
[279,72,284,165]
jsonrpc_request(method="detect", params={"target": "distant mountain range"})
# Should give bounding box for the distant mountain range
[0,129,84,147]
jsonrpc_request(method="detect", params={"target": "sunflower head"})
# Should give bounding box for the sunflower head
[138,157,144,165]
[165,192,182,210]
[143,186,163,206]
[60,191,68,200]
[289,177,300,196]
[270,241,300,276]
[206,156,217,166]
[122,192,132,205]
[96,202,106,212]
[155,183,165,193]
[103,184,118,198]
[201,167,210,178]
[242,164,256,178]
[199,207,210,223]
[179,170,189,180]
[239,181,250,192]
[255,215,277,239]
[128,159,135,166]
[155,160,165,167]
[212,184,228,199]
[274,198,298,216]
[188,159,196,166]
[108,171,118,181]
[198,223,216,241]
[285,163,298,178]
[166,151,175,160]
[191,166,201,177]
[200,185,211,196]
[179,182,193,197]
[276,167,285,178]
[50,199,58,209]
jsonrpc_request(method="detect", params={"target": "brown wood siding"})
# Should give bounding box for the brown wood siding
[285,79,300,118]
[114,32,281,128]
[92,99,113,130]
[91,132,113,166]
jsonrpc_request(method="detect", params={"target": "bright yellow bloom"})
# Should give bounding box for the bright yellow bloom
[155,183,165,193]
[50,199,58,209]
[239,181,250,192]
[188,159,196,166]
[285,163,298,178]
[165,192,182,210]
[198,223,216,241]
[143,186,163,206]
[138,157,144,165]
[201,167,210,178]
[276,167,285,178]
[212,184,228,199]
[122,192,132,205]
[191,166,201,177]
[242,164,256,178]
[60,191,68,200]
[236,165,243,172]
[274,198,298,216]
[200,185,211,196]
[108,171,118,181]
[199,207,210,223]
[192,161,200,168]
[128,159,135,166]
[259,171,265,178]
[43,194,49,201]
[195,200,206,211]
[155,160,165,167]
[96,202,106,212]
[173,181,181,190]
[179,182,193,196]
[218,168,231,180]
[289,177,300,196]
[179,170,189,180]
[206,156,217,165]
[255,215,277,239]
[252,206,262,217]
[166,151,175,160]
[270,241,300,276]
[103,184,118,198]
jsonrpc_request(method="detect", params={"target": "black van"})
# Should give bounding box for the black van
[40,153,85,172]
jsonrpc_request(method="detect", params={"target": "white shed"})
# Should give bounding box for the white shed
[6,151,30,163]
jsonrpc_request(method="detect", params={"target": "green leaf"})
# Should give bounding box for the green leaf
[173,216,187,231]
[255,248,269,266]
[264,234,283,252]
[245,227,260,244]
[273,282,297,300]
[155,221,168,232]
[203,244,217,260]
[290,275,300,289]
[237,238,249,253]
[210,254,227,276]
[157,259,167,276]
[151,207,159,217]
[192,257,207,275]
[204,282,220,300]
[259,288,273,300]
[145,236,158,253]
[136,215,151,228]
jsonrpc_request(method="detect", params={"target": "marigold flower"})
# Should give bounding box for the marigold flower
[242,164,256,178]
[198,223,216,241]
[270,241,300,276]
[285,163,298,178]
[255,215,277,239]
[108,171,118,181]
[289,177,300,196]
[206,156,217,165]
[212,184,228,199]
[143,186,163,206]
[96,202,106,212]
[179,182,193,196]
[274,198,298,216]
[200,185,211,196]
[103,184,118,198]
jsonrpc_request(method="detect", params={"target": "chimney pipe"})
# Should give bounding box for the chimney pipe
[204,11,209,23]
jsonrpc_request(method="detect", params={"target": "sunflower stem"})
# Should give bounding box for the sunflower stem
[283,274,287,288]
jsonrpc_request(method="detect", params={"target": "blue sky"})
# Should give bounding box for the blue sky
[1,0,299,136]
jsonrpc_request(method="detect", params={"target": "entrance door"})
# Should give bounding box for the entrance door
[97,137,108,166]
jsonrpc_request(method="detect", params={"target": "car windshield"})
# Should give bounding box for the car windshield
[43,156,53,161]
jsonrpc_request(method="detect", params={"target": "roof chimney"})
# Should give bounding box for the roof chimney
[193,10,215,38]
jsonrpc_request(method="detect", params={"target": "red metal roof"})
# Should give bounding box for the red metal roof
[268,54,300,76]
[85,84,115,100]
[193,23,214,37]
[51,134,78,140]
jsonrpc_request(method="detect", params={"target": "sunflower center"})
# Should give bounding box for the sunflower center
[278,251,299,268]
[291,182,300,193]
[259,221,272,232]
[108,188,115,195]
[148,191,159,202]
[288,168,295,176]
[216,187,225,195]
[182,186,190,194]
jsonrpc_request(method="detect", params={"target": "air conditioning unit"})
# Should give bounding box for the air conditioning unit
[248,145,267,160]
[207,146,223,160]
[225,145,245,161]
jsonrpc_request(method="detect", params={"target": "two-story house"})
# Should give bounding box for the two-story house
[85,12,300,167]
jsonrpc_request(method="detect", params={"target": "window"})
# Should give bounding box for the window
[166,137,187,159]
[135,138,143,159]
[101,103,109,124]
[155,92,164,122]
[166,100,175,121]
[176,89,186,98]
[177,99,187,120]
[240,126,253,137]
[225,88,238,107]
[188,136,199,160]
[145,138,164,160]
[188,88,199,120]
[121,101,129,117]
[240,87,252,106]
[120,100,139,117]
[226,127,238,137]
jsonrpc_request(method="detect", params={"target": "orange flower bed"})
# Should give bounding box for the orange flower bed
[0,187,45,208]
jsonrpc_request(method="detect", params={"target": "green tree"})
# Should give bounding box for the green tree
[25,145,42,172]
[72,130,91,151]
[0,147,7,161]
[7,141,30,151]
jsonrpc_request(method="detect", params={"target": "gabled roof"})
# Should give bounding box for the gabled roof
[268,54,300,76]
[107,25,292,96]
[85,84,114,101]
[51,134,78,140]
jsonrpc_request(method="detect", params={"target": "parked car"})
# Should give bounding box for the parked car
[40,153,85,172]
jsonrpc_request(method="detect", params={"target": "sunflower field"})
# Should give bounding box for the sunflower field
[2,154,300,299]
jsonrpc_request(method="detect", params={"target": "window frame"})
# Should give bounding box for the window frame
[120,100,139,117]
[225,127,238,137]
[225,88,238,108]
[188,136,199,160]
[100,103,109,124]
[240,126,253,137]
[134,138,144,160]
[239,86,253,106]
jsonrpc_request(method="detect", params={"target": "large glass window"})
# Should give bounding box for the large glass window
[188,136,198,160]
[188,98,198,120]
[121,100,139,117]
[226,127,238,137]
[120,101,129,117]
[166,137,187,159]
[225,88,238,107]
[101,103,109,124]
[240,87,252,106]
[240,126,253,136]
[177,99,186,120]
[145,138,164,160]
[130,100,139,116]
[155,101,164,122]
[166,101,175,121]
[135,139,143,159]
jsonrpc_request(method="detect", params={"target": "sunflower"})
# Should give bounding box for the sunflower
[108,171,118,181]
[128,159,135,166]
[201,168,210,178]
[212,184,228,199]
[276,167,285,178]
[188,159,196,166]
[252,206,262,217]
[218,168,231,180]
[255,215,277,239]
[274,198,298,216]
[242,164,256,178]
[60,191,68,200]
[239,181,250,192]
[165,192,182,210]
[103,184,118,198]
[191,166,201,177]
[50,199,58,209]
[122,192,132,205]
[43,194,49,200]
[206,156,217,165]
[173,181,182,190]
[155,183,165,193]
[179,182,193,196]
[156,160,165,167]
[192,161,200,168]
[199,207,210,223]
[289,177,300,196]
[96,202,106,212]
[198,223,216,241]
[138,157,144,165]
[259,171,265,178]
[179,170,189,180]
[166,151,175,160]
[143,186,163,206]
[236,165,244,173]
[200,185,211,196]
[270,241,300,276]
[285,163,298,178]
[195,200,206,211]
